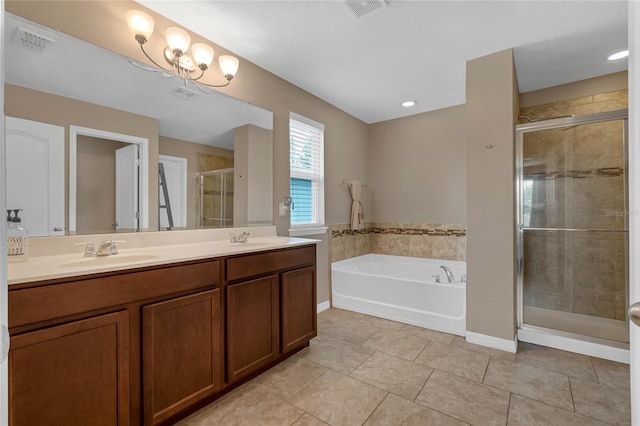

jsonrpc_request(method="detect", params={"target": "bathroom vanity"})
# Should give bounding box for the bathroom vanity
[6,230,317,425]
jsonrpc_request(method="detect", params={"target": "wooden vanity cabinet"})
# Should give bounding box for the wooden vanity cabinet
[226,275,279,382]
[281,266,317,354]
[143,289,223,425]
[8,244,317,426]
[8,259,220,426]
[225,245,317,383]
[9,310,130,426]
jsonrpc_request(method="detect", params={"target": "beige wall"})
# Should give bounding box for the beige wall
[466,49,518,342]
[233,124,273,227]
[76,136,127,234]
[6,0,370,305]
[4,84,160,232]
[159,135,233,229]
[368,105,467,224]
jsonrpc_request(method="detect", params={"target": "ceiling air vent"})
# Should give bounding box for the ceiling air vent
[12,27,54,52]
[344,0,387,18]
[170,85,200,100]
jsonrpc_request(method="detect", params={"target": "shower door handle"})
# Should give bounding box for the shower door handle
[629,302,640,327]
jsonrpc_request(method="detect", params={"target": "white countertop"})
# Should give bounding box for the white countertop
[8,227,320,285]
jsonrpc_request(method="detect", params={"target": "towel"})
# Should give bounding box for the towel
[349,181,365,230]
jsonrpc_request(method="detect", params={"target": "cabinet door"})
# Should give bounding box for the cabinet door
[143,289,222,425]
[9,310,130,426]
[281,266,317,354]
[227,275,279,382]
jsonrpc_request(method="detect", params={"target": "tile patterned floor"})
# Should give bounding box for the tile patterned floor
[177,308,631,426]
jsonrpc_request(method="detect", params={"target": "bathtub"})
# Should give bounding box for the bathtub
[331,254,466,336]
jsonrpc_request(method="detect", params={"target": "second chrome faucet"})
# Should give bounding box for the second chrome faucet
[229,232,250,243]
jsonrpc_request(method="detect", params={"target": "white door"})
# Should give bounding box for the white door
[159,155,187,228]
[115,144,139,231]
[5,117,64,236]
[629,2,639,423]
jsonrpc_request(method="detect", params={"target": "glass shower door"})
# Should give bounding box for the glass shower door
[200,169,234,228]
[519,113,628,343]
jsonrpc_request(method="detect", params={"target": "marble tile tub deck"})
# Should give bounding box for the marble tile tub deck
[177,308,631,426]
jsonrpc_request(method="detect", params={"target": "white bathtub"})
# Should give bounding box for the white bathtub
[331,254,466,336]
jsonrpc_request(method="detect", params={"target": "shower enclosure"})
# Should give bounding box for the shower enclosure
[200,168,234,228]
[517,109,629,348]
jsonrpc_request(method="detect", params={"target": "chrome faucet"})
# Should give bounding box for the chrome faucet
[230,232,250,243]
[96,240,125,256]
[440,265,454,283]
[75,241,96,257]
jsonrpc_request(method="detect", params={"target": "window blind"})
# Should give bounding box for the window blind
[290,113,324,227]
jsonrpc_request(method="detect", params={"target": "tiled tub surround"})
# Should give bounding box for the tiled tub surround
[178,308,631,426]
[520,90,628,326]
[329,223,466,264]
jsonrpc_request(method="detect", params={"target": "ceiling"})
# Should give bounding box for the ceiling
[4,13,273,150]
[138,0,628,124]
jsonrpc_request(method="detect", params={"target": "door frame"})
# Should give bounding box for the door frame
[0,2,8,424]
[628,0,639,422]
[69,125,149,233]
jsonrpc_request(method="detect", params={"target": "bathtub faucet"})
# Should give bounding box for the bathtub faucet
[440,265,454,283]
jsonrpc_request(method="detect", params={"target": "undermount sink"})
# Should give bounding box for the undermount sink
[60,253,161,268]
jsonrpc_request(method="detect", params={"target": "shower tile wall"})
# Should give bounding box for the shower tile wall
[195,153,234,227]
[329,223,466,264]
[520,89,627,321]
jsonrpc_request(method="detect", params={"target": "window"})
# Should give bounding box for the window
[289,112,324,229]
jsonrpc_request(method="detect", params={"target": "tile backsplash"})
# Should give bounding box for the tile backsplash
[329,223,466,264]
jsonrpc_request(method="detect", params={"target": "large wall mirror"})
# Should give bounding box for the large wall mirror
[3,13,274,236]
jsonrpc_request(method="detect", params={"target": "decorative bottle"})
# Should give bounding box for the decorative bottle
[7,209,29,263]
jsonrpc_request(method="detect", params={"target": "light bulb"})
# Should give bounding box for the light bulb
[165,27,190,54]
[125,10,154,43]
[219,55,239,79]
[192,43,214,68]
[607,50,629,61]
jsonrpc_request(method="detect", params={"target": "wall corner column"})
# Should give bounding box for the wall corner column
[466,49,519,344]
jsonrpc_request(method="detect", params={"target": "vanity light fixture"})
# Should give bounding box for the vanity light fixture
[607,49,629,61]
[125,10,239,88]
[401,100,416,107]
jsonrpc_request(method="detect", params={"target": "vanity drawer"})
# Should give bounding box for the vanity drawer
[9,260,220,329]
[226,245,316,282]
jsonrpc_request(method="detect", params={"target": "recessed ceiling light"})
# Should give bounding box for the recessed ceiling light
[607,49,629,61]
[401,100,416,107]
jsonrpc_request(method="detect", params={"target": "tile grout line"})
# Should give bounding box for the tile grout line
[288,411,306,426]
[567,376,576,413]
[588,357,601,385]
[504,393,512,426]
[481,355,492,384]
[413,367,435,402]
[283,368,330,404]
[359,392,390,426]
[411,339,431,362]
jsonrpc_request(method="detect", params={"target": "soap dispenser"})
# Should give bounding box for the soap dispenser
[7,209,28,263]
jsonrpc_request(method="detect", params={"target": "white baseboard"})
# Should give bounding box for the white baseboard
[317,300,331,313]
[466,331,518,353]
